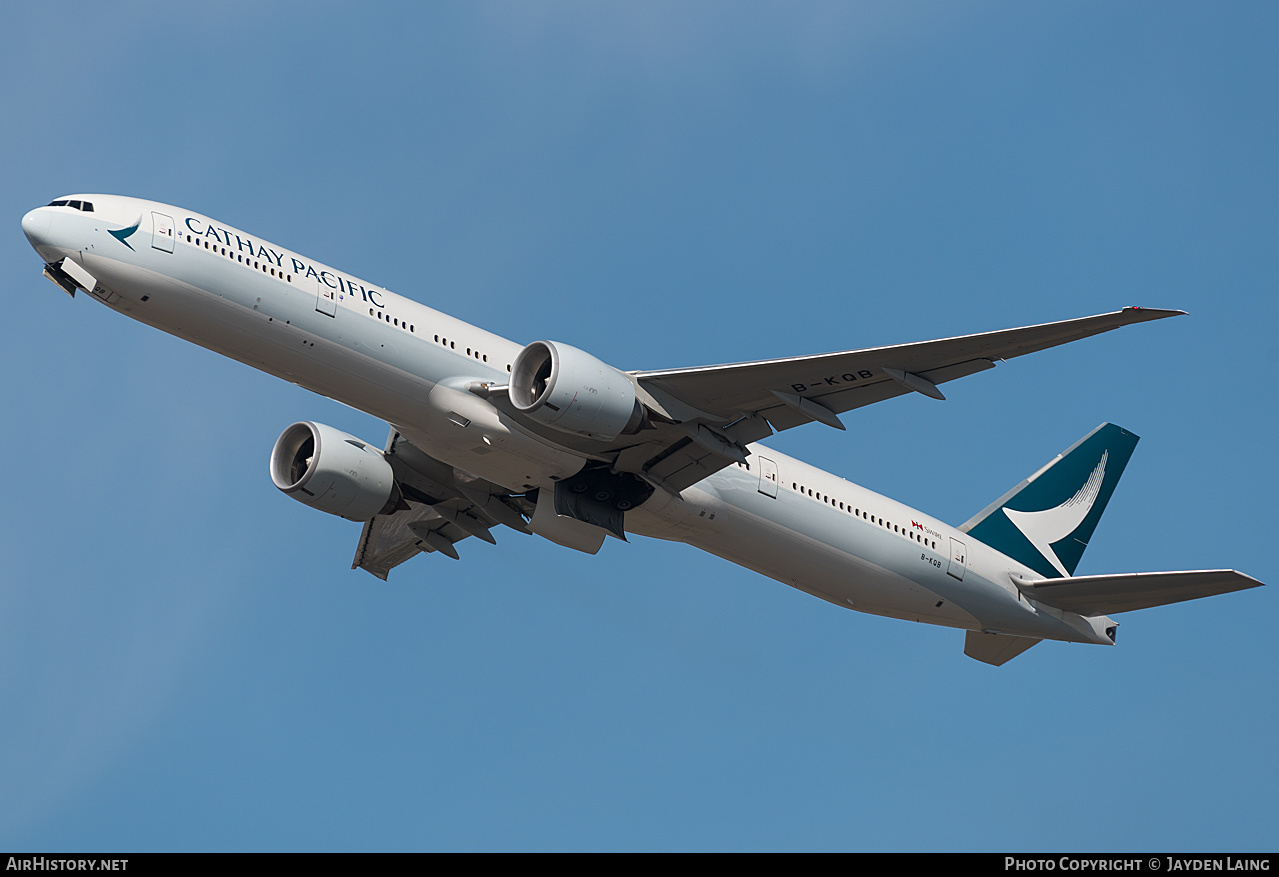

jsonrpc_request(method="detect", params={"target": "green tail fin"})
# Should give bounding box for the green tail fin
[960,423,1139,579]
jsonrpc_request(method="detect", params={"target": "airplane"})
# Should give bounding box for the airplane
[20,194,1263,665]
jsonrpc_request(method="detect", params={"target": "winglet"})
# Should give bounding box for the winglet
[1119,306,1187,322]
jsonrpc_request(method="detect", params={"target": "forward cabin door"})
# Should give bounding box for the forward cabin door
[151,212,174,253]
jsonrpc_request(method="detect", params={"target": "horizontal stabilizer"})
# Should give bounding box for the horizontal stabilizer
[1013,569,1263,616]
[964,631,1042,666]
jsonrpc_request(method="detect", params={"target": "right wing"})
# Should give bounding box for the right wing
[614,308,1184,493]
[635,307,1184,431]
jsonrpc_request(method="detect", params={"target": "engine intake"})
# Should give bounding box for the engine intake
[270,421,397,521]
[510,340,644,440]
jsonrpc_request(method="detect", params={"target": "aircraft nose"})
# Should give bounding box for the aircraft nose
[21,207,52,250]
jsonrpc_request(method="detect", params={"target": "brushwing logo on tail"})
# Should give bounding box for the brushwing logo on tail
[1003,450,1108,577]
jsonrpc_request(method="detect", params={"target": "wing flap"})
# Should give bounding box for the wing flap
[1015,569,1263,616]
[353,502,457,580]
[351,428,532,579]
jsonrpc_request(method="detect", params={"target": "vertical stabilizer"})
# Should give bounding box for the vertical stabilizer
[960,424,1139,579]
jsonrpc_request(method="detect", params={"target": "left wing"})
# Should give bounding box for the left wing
[609,308,1183,493]
[353,500,470,580]
[353,429,533,579]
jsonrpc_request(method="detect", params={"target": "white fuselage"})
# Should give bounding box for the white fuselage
[21,195,1115,647]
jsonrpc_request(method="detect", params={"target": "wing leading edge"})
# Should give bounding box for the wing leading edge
[636,307,1183,426]
[619,308,1184,493]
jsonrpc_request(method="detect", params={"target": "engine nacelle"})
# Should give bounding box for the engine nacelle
[270,421,396,521]
[510,340,643,440]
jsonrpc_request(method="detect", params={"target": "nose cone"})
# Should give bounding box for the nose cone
[22,207,50,241]
[22,207,51,249]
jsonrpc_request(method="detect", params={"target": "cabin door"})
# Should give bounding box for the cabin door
[757,456,778,498]
[151,212,174,253]
[947,537,967,581]
[315,276,337,317]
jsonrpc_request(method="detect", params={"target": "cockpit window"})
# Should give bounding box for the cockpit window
[46,199,93,212]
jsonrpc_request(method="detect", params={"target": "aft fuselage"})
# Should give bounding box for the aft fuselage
[21,194,1114,647]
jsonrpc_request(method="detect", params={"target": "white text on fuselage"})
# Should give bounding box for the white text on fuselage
[183,217,386,307]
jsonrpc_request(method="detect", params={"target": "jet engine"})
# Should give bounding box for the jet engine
[270,421,398,521]
[510,340,645,440]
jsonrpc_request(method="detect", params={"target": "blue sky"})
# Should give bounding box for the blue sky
[1,1,1275,852]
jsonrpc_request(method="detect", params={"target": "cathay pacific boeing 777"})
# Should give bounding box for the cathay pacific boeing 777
[21,194,1262,665]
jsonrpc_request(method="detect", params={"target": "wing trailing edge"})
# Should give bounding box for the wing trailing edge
[621,309,1181,493]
